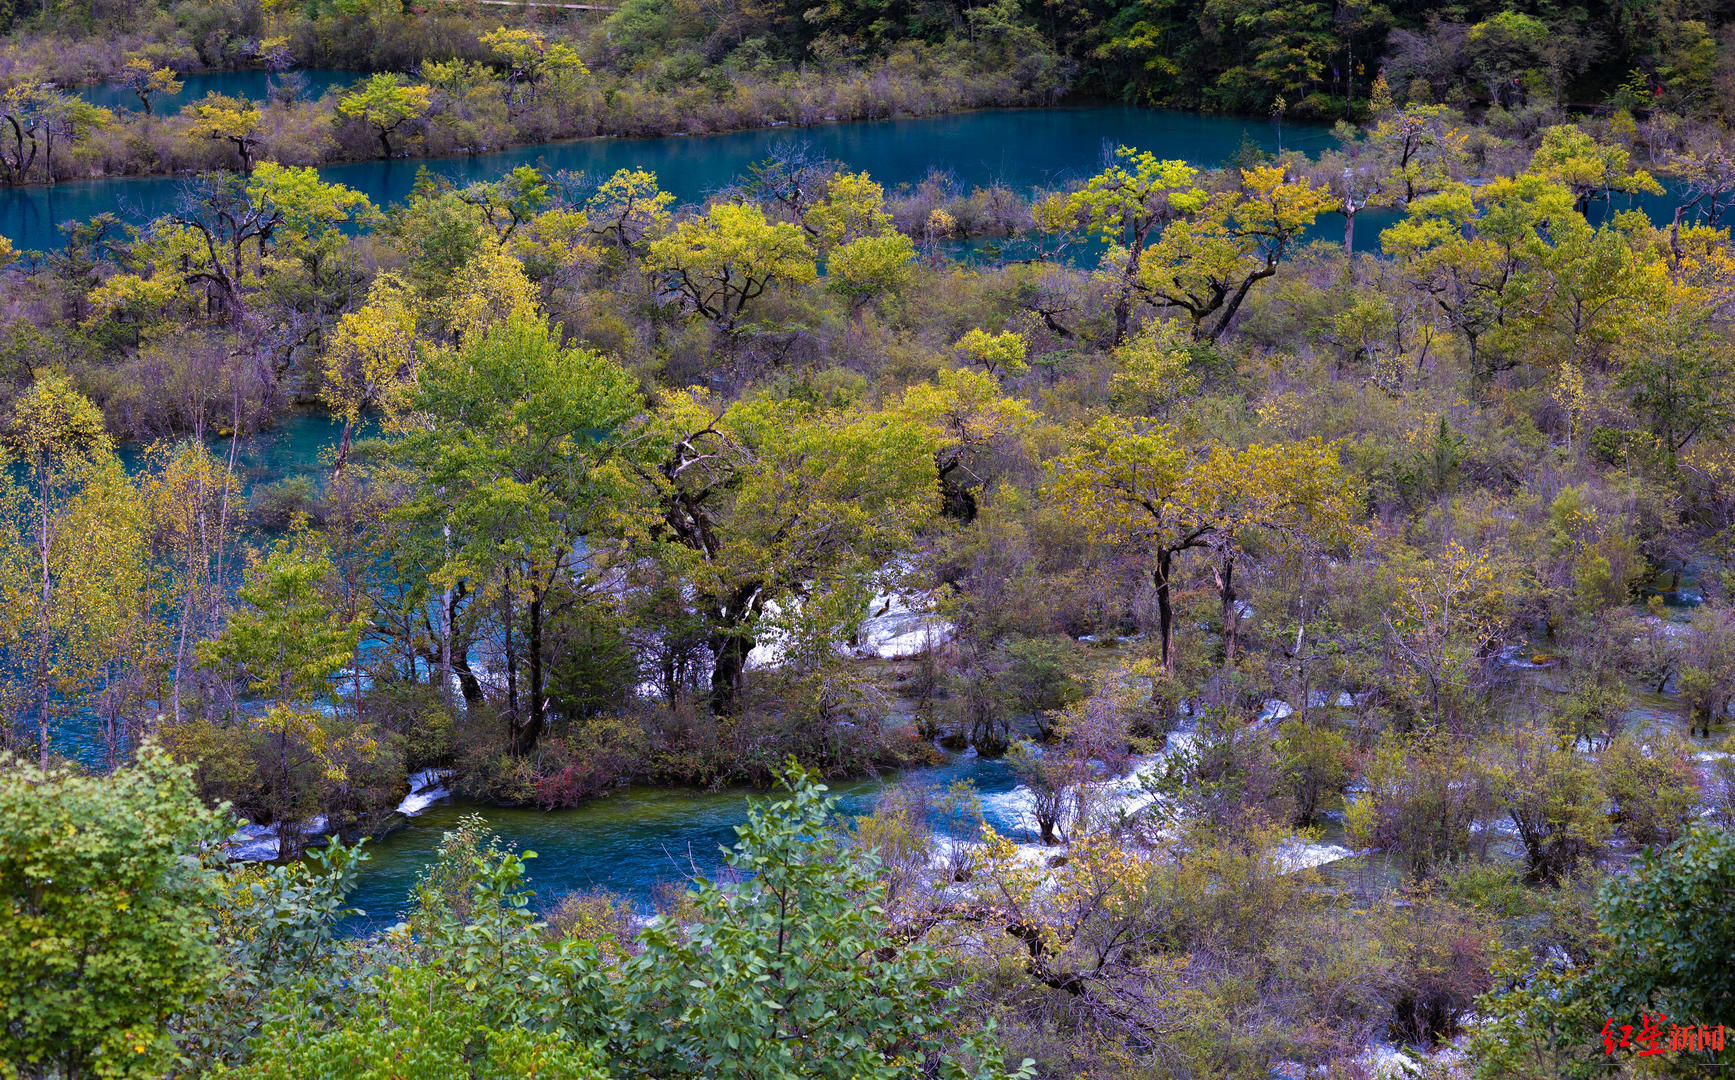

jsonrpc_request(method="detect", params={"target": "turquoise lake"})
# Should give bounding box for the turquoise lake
[71,68,360,114]
[1,104,1334,251]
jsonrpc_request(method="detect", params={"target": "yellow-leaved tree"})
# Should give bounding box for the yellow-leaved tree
[628,389,941,714]
[337,73,434,157]
[1047,418,1362,672]
[1382,540,1505,726]
[1136,163,1334,342]
[479,27,587,119]
[0,373,153,766]
[184,93,262,172]
[643,202,816,332]
[1526,124,1663,213]
[1036,146,1203,343]
[322,271,420,471]
[118,56,182,117]
[896,366,1036,521]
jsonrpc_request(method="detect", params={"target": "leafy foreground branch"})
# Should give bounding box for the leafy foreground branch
[0,750,1031,1080]
[10,746,1735,1080]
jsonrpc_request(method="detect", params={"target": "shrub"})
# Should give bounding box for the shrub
[531,714,647,808]
[1373,894,1494,1045]
[615,766,1032,1079]
[1602,731,1699,849]
[215,963,613,1080]
[0,746,227,1079]
[248,475,321,529]
[997,634,1084,737]
[1597,825,1735,1023]
[1487,725,1608,884]
[546,889,638,964]
[1347,733,1489,878]
[1274,719,1354,827]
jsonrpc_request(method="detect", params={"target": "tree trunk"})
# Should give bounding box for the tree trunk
[275,723,294,861]
[502,578,518,730]
[450,648,484,708]
[36,476,51,767]
[707,582,762,716]
[937,458,977,522]
[1207,262,1276,342]
[1215,557,1239,663]
[1154,550,1176,678]
[709,628,753,717]
[516,592,546,755]
[332,419,355,475]
[439,579,454,701]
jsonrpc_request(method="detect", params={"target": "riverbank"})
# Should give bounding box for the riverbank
[1,42,1068,196]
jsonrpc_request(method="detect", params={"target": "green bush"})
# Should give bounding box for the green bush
[1273,719,1354,827]
[0,747,227,1079]
[216,963,613,1080]
[1598,826,1735,1022]
[1602,731,1699,849]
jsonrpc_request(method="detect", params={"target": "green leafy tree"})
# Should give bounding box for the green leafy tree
[459,165,550,243]
[1382,175,1582,387]
[1616,283,1735,468]
[200,541,363,706]
[0,746,227,1080]
[633,390,939,715]
[1046,419,1360,673]
[0,85,111,185]
[1202,0,1333,108]
[613,766,1032,1080]
[644,202,816,331]
[1136,163,1334,341]
[954,328,1028,377]
[826,231,915,310]
[337,73,434,157]
[159,165,372,319]
[395,314,642,754]
[37,91,112,182]
[479,27,587,119]
[1475,826,1735,1075]
[196,541,368,856]
[801,170,895,253]
[1367,102,1468,205]
[585,168,672,256]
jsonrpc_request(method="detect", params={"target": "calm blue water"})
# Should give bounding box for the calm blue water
[1,105,1327,251]
[345,752,1027,928]
[72,69,359,113]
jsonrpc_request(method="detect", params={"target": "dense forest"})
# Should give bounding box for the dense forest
[4,0,1735,1078]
